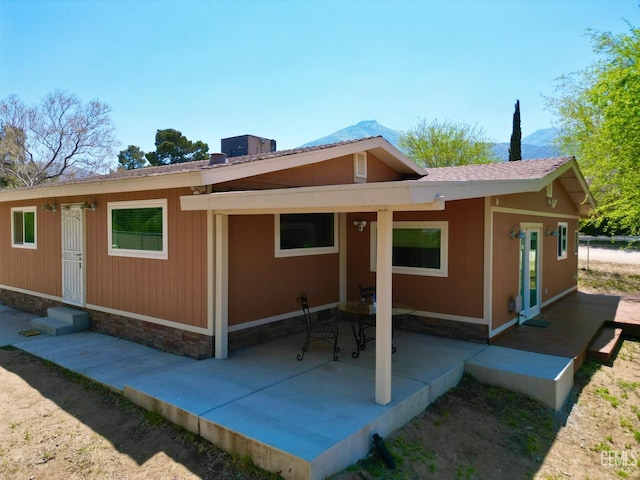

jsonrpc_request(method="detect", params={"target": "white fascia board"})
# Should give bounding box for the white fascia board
[200,137,424,185]
[419,178,549,201]
[0,172,206,202]
[180,180,445,214]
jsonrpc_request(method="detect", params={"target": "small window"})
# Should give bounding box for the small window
[557,222,568,260]
[275,213,338,257]
[354,152,367,181]
[11,207,37,249]
[370,221,448,277]
[108,200,167,259]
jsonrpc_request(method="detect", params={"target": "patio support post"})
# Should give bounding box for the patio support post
[339,213,347,302]
[375,209,393,405]
[214,214,229,359]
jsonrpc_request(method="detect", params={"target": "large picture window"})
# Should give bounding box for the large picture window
[108,200,168,259]
[557,222,568,260]
[11,207,37,249]
[275,213,338,257]
[370,221,448,277]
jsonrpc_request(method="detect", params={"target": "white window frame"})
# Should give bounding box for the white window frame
[557,222,568,260]
[370,220,448,277]
[275,213,339,258]
[11,206,37,249]
[108,199,168,260]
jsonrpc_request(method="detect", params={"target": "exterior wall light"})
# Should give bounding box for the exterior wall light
[353,220,367,232]
[510,227,525,239]
[81,199,97,211]
[43,201,58,212]
[546,226,559,237]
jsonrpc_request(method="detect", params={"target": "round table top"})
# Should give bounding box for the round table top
[336,301,415,316]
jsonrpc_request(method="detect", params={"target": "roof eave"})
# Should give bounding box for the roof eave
[180,180,445,214]
[0,171,207,202]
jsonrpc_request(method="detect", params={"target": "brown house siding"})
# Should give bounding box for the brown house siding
[491,184,580,331]
[86,189,208,329]
[0,200,62,296]
[214,152,406,191]
[346,198,485,319]
[227,215,340,326]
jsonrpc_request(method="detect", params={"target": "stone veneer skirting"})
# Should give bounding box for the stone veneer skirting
[0,288,213,360]
[0,289,488,359]
[393,314,488,343]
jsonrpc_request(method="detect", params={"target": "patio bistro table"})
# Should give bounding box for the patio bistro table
[336,301,415,358]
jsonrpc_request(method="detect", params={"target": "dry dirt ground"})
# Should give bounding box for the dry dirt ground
[1,252,639,480]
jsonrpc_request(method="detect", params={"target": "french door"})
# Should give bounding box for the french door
[62,206,85,306]
[519,226,541,323]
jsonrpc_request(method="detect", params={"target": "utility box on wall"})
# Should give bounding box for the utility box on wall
[221,135,276,158]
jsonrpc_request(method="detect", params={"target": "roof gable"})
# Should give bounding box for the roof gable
[0,137,422,201]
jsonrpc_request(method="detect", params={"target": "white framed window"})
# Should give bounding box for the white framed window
[11,206,37,249]
[108,199,168,260]
[354,152,367,182]
[370,221,448,277]
[557,222,568,260]
[275,213,338,258]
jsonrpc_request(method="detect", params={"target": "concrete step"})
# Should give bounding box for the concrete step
[31,306,89,336]
[587,327,623,365]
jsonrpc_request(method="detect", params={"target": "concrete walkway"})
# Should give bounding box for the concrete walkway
[0,305,575,480]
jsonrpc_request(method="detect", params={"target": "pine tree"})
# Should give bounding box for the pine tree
[508,100,522,161]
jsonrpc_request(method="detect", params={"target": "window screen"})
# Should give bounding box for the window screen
[392,228,442,269]
[279,213,334,250]
[12,208,36,247]
[111,207,163,251]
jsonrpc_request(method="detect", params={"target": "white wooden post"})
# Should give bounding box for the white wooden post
[339,213,347,302]
[214,214,229,359]
[375,210,393,405]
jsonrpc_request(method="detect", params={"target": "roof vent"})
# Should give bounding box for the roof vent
[209,153,227,165]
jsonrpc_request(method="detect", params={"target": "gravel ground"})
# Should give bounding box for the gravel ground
[579,246,640,265]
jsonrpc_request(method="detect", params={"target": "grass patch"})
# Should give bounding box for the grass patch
[594,386,620,408]
[578,260,640,294]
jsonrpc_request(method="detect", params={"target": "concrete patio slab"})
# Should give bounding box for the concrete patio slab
[14,330,195,392]
[464,345,574,411]
[0,304,50,347]
[1,305,577,479]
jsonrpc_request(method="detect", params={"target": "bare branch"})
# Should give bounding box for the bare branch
[0,90,118,187]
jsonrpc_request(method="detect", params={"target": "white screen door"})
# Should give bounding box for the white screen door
[62,206,85,306]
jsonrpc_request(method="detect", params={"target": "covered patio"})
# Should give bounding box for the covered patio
[3,304,487,480]
[4,289,636,479]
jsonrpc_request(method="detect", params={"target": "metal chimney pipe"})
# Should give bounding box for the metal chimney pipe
[209,153,227,165]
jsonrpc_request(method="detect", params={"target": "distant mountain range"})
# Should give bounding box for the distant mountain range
[300,120,560,161]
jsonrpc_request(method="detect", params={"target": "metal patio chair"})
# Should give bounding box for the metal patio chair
[296,292,339,361]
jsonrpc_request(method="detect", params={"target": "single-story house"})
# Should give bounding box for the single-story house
[0,136,595,405]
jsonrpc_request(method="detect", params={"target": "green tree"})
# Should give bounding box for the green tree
[399,118,497,168]
[548,25,640,235]
[145,129,208,166]
[118,145,147,170]
[0,91,117,187]
[508,99,522,161]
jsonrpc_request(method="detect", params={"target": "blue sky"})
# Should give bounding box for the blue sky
[1,0,638,154]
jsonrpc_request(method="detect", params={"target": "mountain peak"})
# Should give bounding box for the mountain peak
[300,120,402,148]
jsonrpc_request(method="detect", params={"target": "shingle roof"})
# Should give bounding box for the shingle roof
[420,157,574,182]
[35,136,386,189]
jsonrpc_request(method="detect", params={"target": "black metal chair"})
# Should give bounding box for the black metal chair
[296,292,339,361]
[353,284,396,356]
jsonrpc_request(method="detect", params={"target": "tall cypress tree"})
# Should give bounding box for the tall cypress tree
[508,99,522,161]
